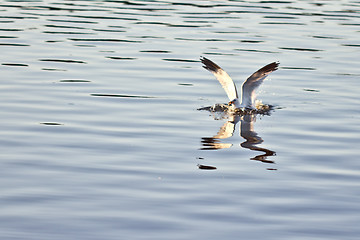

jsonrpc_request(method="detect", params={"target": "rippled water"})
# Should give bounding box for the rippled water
[1,1,360,239]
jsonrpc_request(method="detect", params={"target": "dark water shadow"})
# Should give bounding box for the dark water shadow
[199,114,276,170]
[2,63,28,67]
[39,59,87,64]
[162,58,198,63]
[60,79,91,83]
[106,56,137,60]
[40,122,63,126]
[68,38,142,43]
[90,93,156,99]
[279,47,323,52]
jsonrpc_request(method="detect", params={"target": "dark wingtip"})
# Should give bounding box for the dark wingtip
[274,61,280,70]
[200,56,209,65]
[261,61,280,73]
[200,56,222,72]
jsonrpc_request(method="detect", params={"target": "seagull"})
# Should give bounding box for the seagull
[200,57,279,111]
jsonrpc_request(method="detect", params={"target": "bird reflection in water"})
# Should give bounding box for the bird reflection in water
[200,113,276,170]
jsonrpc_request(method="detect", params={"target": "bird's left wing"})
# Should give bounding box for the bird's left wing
[200,57,238,101]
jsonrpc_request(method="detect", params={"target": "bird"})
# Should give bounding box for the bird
[200,57,279,111]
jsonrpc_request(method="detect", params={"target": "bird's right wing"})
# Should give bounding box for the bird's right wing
[200,57,238,101]
[243,61,279,92]
[241,61,279,107]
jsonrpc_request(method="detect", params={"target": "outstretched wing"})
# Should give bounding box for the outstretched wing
[241,61,279,107]
[200,57,238,101]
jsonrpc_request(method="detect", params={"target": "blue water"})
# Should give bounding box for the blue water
[1,1,360,239]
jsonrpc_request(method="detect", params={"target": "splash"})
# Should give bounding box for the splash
[198,100,274,116]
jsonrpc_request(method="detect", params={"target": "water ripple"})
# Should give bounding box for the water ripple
[0,28,24,31]
[140,50,171,53]
[68,38,142,43]
[44,24,88,29]
[162,58,198,62]
[279,47,323,52]
[2,63,28,67]
[90,94,156,99]
[59,79,91,83]
[235,48,279,53]
[40,122,63,126]
[39,59,87,64]
[0,43,29,46]
[2,1,360,240]
[68,15,139,21]
[105,56,137,60]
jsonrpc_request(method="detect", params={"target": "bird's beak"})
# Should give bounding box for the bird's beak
[228,101,234,106]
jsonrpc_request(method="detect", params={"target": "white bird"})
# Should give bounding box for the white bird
[200,57,279,111]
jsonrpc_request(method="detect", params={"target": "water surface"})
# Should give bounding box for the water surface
[1,1,360,240]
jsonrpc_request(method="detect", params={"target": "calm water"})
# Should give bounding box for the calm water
[1,1,360,239]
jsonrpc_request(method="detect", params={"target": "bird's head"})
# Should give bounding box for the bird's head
[228,99,238,106]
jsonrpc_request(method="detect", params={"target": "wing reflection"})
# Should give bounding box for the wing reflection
[200,115,239,150]
[200,114,276,168]
[239,115,276,164]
